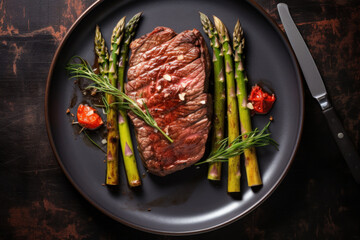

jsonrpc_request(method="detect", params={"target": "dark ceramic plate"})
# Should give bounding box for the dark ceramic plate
[45,0,303,235]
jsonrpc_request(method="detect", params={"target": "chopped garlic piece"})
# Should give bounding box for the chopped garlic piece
[247,102,254,110]
[164,125,169,135]
[101,139,107,145]
[136,98,145,106]
[163,74,172,81]
[177,55,184,60]
[178,93,186,101]
[156,85,162,91]
[200,100,206,104]
[86,110,94,116]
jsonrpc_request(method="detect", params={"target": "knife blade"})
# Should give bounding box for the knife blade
[277,3,360,184]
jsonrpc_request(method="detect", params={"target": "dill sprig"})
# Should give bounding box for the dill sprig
[197,121,278,165]
[66,56,173,143]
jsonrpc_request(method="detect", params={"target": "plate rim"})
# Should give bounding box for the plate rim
[45,0,304,235]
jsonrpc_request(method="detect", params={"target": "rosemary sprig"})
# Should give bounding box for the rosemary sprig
[66,56,173,143]
[197,121,278,165]
[101,95,110,114]
[93,96,112,114]
[83,130,106,153]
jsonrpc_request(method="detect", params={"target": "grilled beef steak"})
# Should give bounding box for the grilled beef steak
[126,27,211,176]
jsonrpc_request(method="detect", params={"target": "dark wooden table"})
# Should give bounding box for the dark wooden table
[1,0,359,239]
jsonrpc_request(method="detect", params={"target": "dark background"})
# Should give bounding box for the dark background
[1,0,359,239]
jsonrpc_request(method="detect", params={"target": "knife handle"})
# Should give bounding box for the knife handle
[323,107,360,184]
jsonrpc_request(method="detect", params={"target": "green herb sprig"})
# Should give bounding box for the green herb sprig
[66,56,173,143]
[83,130,106,153]
[197,121,278,165]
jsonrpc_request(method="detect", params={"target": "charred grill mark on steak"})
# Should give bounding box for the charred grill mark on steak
[126,27,211,176]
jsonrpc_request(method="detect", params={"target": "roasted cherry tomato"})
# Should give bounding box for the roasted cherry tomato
[77,104,103,130]
[248,85,276,114]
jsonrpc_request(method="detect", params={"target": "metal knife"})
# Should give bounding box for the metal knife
[277,3,360,184]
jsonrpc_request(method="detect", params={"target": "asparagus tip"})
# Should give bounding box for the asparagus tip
[233,19,244,52]
[95,25,101,42]
[124,12,142,40]
[199,12,210,26]
[113,16,126,34]
[212,15,222,30]
[199,12,216,39]
[126,12,142,28]
[110,16,126,48]
[117,16,126,28]
[234,19,240,32]
[213,15,229,42]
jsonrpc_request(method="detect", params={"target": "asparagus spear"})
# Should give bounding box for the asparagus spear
[199,12,226,181]
[214,16,241,192]
[105,17,126,185]
[94,25,109,77]
[233,20,262,187]
[93,26,109,153]
[117,12,142,187]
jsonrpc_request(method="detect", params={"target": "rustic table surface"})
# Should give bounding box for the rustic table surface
[1,0,360,239]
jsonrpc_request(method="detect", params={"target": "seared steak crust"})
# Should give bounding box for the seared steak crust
[126,27,211,176]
